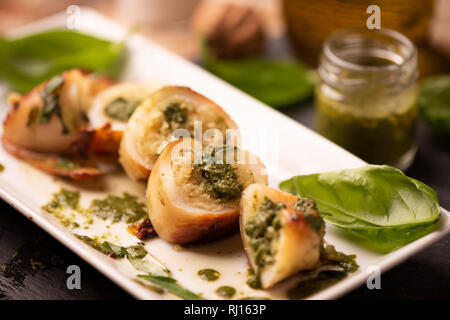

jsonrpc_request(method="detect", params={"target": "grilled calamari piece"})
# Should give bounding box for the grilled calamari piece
[120,86,239,182]
[2,69,118,179]
[147,138,267,244]
[240,184,324,289]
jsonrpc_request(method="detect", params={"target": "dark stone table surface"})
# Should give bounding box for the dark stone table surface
[0,99,449,300]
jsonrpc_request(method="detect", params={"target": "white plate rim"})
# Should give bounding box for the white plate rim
[0,8,449,300]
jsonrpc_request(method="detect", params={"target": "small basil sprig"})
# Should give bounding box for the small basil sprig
[36,75,68,133]
[280,165,441,252]
[75,235,201,299]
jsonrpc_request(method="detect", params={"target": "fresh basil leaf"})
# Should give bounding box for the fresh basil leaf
[75,235,171,280]
[37,75,66,132]
[75,235,104,252]
[100,242,128,257]
[76,235,136,258]
[126,245,148,259]
[346,220,440,252]
[280,165,441,251]
[128,255,170,277]
[419,75,450,137]
[138,275,203,300]
[0,30,125,93]
[202,46,314,108]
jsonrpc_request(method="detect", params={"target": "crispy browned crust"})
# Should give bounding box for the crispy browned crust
[70,124,122,162]
[2,137,105,180]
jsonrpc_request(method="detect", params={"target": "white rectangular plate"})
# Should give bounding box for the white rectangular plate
[0,8,449,300]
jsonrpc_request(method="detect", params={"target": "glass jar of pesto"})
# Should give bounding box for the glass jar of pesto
[316,28,418,169]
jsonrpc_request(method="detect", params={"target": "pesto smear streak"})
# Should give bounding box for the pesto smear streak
[194,148,243,201]
[197,268,220,281]
[88,193,147,223]
[42,188,82,228]
[42,189,147,227]
[215,286,236,299]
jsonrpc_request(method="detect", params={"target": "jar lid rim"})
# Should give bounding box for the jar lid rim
[323,28,417,73]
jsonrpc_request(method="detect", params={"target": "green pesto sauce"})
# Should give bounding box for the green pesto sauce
[41,189,82,229]
[245,197,285,269]
[42,188,81,213]
[197,268,220,281]
[286,243,359,299]
[104,97,141,122]
[215,286,236,299]
[246,267,261,289]
[87,192,147,223]
[287,271,346,299]
[320,243,359,272]
[0,163,4,172]
[162,102,187,126]
[194,148,243,201]
[53,158,82,170]
[294,198,324,233]
[316,85,418,166]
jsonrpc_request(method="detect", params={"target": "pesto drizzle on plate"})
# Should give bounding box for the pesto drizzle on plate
[197,268,220,281]
[87,192,147,223]
[215,286,236,299]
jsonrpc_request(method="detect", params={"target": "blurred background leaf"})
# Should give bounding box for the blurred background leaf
[0,29,126,93]
[419,75,450,138]
[202,45,314,108]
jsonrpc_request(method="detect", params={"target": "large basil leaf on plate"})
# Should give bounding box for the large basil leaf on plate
[280,165,441,251]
